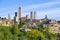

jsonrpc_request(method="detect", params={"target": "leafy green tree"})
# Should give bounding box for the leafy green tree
[56,33,60,40]
[18,20,26,28]
[26,30,46,40]
[0,31,4,40]
[38,23,44,32]
[0,26,12,40]
[45,26,57,40]
[18,29,27,40]
[12,24,19,40]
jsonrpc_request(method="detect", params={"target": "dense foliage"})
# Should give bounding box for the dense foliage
[0,22,59,40]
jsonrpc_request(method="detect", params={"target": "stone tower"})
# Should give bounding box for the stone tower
[8,14,11,22]
[45,15,47,19]
[34,11,36,19]
[30,11,33,20]
[18,7,21,19]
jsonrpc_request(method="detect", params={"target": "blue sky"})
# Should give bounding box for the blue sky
[0,0,60,20]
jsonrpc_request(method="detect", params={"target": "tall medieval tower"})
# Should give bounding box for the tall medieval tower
[18,7,21,19]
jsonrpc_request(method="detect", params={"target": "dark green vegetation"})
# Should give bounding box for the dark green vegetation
[0,22,60,40]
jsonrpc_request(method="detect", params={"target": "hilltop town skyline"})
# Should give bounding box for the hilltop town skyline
[0,7,60,21]
[0,0,60,40]
[0,0,60,20]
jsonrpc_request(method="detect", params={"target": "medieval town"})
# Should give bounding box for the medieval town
[0,7,60,34]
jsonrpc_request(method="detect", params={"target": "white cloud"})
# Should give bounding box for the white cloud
[22,7,60,20]
[22,1,60,20]
[23,1,60,10]
[45,8,60,15]
[36,8,60,20]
